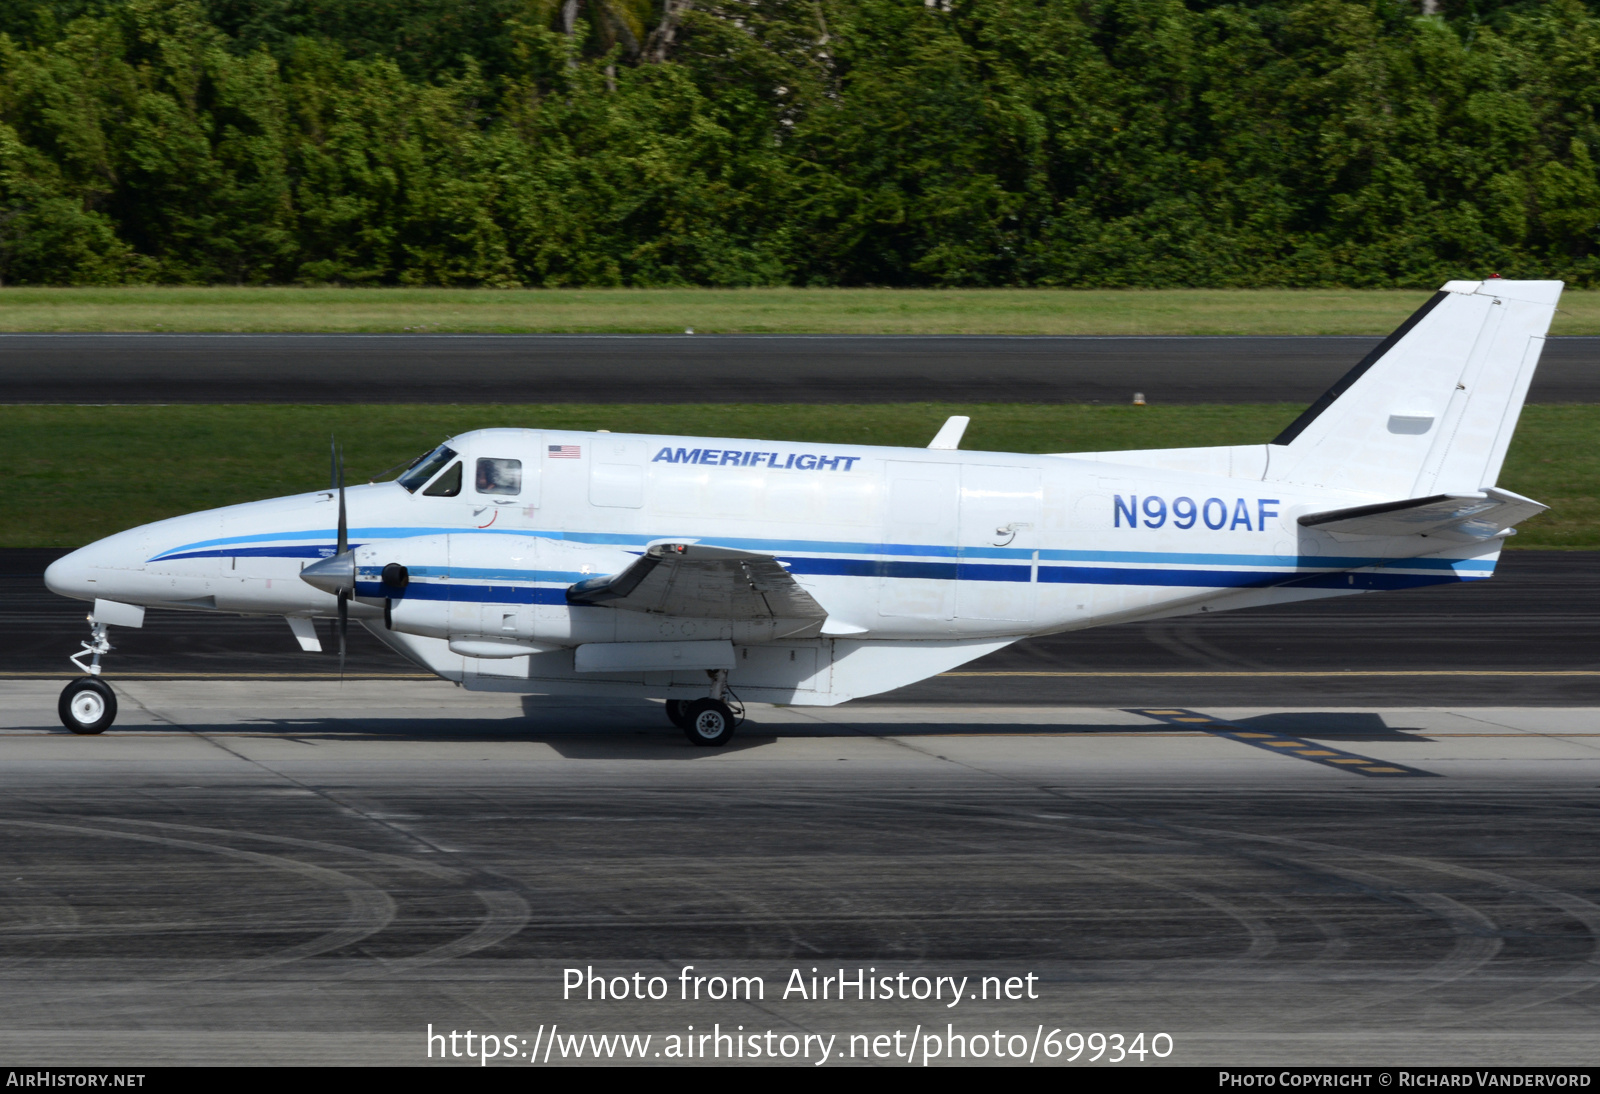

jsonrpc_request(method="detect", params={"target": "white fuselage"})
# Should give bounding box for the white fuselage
[45,426,1499,705]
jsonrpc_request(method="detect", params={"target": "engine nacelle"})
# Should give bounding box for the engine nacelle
[352,533,788,649]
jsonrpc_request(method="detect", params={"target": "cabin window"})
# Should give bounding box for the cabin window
[398,445,458,493]
[422,461,463,497]
[475,458,522,496]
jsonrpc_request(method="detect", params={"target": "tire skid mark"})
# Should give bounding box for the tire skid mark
[872,804,1292,962]
[1261,891,1352,967]
[775,801,1281,965]
[104,817,465,882]
[1244,833,1600,1024]
[1094,824,1503,1007]
[1459,886,1600,1023]
[0,821,535,1023]
[355,890,531,976]
[66,818,534,974]
[935,807,1502,997]
[1150,821,1600,1024]
[0,819,395,1014]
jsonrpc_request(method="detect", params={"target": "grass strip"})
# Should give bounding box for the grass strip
[4,285,1600,335]
[6,403,1593,549]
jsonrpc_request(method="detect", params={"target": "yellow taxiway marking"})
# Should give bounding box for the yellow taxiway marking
[1127,707,1439,778]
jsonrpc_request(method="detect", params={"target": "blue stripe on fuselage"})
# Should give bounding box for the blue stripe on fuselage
[148,526,1497,573]
[370,560,1481,608]
[357,581,569,605]
[149,525,1495,602]
[157,544,367,562]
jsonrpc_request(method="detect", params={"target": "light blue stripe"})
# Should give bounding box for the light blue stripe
[359,565,586,584]
[153,526,490,556]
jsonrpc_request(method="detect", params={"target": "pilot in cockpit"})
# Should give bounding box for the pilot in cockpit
[475,457,522,495]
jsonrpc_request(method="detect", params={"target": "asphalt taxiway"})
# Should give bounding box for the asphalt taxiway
[4,333,1599,404]
[0,679,1595,1065]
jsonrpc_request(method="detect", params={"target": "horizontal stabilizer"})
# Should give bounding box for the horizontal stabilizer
[567,542,828,622]
[1299,487,1547,539]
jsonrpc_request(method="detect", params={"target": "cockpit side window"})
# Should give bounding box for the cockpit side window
[475,458,522,496]
[422,461,463,497]
[398,445,458,493]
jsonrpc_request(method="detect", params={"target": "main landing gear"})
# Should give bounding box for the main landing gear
[665,670,743,747]
[60,616,117,734]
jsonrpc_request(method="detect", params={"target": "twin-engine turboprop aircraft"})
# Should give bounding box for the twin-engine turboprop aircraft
[46,279,1561,743]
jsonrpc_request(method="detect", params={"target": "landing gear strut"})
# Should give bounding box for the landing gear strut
[69,619,112,677]
[671,670,743,747]
[60,614,118,734]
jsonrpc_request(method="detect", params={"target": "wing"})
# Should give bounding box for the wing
[566,542,829,622]
[1299,487,1547,540]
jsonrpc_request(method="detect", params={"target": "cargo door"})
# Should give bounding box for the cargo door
[957,465,1040,622]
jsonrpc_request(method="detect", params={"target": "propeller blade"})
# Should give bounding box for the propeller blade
[338,591,348,680]
[336,442,348,557]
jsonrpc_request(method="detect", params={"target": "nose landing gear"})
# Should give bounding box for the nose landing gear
[69,619,112,677]
[60,614,119,734]
[59,678,117,735]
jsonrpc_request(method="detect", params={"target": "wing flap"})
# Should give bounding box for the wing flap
[567,542,829,622]
[1299,487,1547,539]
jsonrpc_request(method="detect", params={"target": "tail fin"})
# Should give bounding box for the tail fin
[1266,280,1561,497]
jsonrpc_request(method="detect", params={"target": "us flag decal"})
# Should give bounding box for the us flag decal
[548,444,582,459]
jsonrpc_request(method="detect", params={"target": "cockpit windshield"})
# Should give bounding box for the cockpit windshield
[398,445,458,493]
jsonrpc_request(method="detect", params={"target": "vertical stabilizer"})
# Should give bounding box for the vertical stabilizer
[1266,280,1561,497]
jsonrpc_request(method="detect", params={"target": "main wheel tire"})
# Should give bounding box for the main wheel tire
[682,698,735,747]
[664,699,691,729]
[59,678,116,735]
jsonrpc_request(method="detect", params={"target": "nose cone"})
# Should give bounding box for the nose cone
[44,547,94,601]
[300,552,355,596]
[43,522,164,604]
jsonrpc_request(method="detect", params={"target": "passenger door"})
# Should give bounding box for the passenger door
[878,461,959,620]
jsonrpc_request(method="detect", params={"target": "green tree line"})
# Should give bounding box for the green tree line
[0,0,1598,287]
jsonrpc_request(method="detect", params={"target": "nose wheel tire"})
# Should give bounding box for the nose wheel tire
[681,698,736,747]
[59,678,117,735]
[664,700,691,730]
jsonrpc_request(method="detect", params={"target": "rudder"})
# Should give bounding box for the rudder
[1265,279,1562,498]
